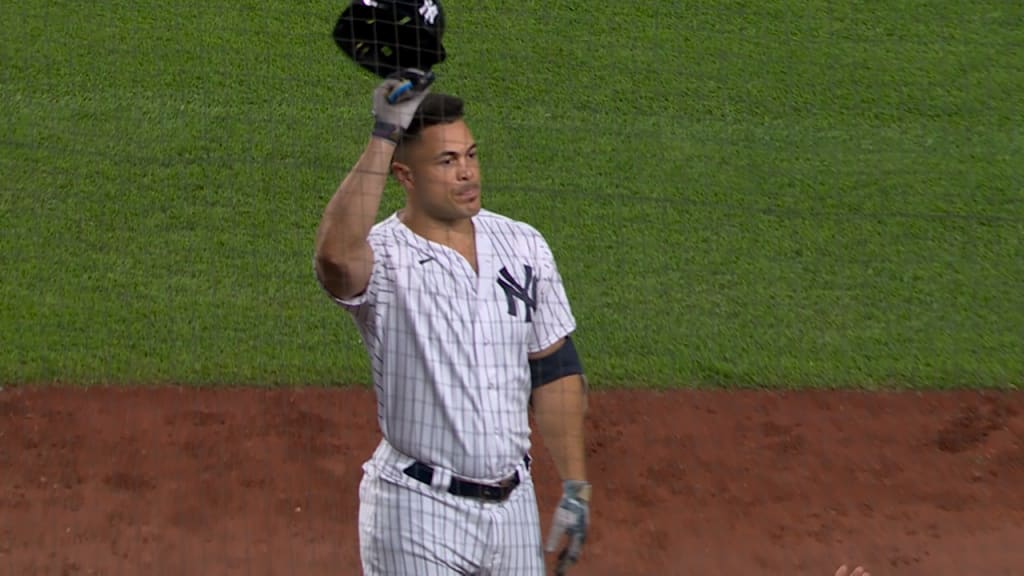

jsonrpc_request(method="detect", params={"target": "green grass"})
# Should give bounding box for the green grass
[1,1,1022,388]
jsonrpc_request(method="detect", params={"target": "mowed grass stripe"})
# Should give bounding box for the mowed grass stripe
[1,1,1021,387]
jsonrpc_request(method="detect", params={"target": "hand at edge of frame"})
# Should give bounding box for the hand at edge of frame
[835,564,871,576]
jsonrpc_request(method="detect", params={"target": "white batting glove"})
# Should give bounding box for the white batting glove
[546,480,591,575]
[371,69,432,144]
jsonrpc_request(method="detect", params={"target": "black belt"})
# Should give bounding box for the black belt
[403,456,530,502]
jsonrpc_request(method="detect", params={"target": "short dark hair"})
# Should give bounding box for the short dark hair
[398,92,465,148]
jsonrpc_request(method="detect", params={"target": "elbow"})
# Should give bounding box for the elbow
[314,227,356,273]
[315,251,344,277]
[315,243,371,301]
[314,241,342,277]
[315,254,355,300]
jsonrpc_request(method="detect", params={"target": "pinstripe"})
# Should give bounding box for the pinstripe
[320,208,575,574]
[484,470,544,575]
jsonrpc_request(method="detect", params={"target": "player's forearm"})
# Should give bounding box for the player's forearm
[532,375,588,481]
[315,137,395,261]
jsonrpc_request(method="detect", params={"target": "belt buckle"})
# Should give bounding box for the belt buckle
[494,471,519,499]
[466,471,517,502]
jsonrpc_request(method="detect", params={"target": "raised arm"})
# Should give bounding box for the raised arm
[315,136,395,300]
[314,75,430,300]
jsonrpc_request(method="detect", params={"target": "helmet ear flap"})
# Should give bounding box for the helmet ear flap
[333,0,448,79]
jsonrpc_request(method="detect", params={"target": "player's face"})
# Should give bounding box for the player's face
[398,120,482,222]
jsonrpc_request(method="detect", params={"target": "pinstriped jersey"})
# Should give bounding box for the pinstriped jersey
[318,209,577,482]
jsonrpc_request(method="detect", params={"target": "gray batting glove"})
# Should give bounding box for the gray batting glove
[546,480,591,575]
[371,69,432,144]
[835,565,871,576]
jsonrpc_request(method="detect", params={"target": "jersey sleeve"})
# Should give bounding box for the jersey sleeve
[527,231,578,354]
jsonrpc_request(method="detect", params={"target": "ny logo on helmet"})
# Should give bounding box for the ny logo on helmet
[419,0,439,25]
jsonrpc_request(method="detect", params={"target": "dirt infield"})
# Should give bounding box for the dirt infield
[1,386,1022,575]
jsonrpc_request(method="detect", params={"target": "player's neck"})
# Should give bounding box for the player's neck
[399,208,478,273]
[399,208,475,247]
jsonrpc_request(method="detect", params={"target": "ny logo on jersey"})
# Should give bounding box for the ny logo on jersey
[419,0,439,25]
[497,265,538,323]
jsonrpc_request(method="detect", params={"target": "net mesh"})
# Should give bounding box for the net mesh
[1,1,1021,574]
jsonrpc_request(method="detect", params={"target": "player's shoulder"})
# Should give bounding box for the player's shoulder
[475,209,560,266]
[365,212,403,245]
[370,211,403,233]
[475,209,548,243]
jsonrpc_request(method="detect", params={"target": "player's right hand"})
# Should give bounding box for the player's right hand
[371,69,432,143]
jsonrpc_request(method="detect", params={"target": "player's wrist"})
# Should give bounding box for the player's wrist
[371,119,403,144]
[563,479,592,502]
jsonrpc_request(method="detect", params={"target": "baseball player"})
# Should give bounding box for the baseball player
[314,74,590,575]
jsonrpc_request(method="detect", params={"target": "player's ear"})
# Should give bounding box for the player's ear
[391,160,414,188]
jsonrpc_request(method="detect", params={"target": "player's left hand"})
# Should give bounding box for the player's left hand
[545,480,591,574]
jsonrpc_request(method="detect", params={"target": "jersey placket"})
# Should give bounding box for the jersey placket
[430,239,491,477]
[428,226,505,479]
[473,232,507,478]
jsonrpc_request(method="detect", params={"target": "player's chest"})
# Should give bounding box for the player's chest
[393,240,538,333]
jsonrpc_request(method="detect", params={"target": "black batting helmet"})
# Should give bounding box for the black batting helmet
[332,0,447,78]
